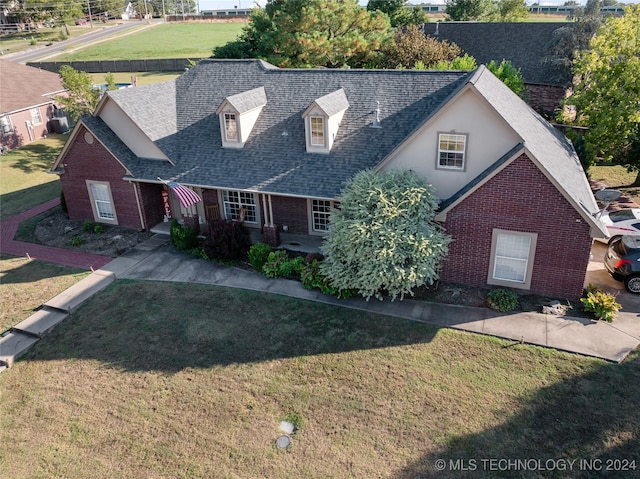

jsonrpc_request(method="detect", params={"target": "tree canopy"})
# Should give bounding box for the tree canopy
[565,4,640,175]
[214,0,390,68]
[366,0,426,26]
[446,0,528,21]
[55,65,100,121]
[320,170,450,301]
[382,25,462,69]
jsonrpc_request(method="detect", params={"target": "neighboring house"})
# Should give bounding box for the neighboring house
[0,60,67,151]
[51,59,607,299]
[121,2,136,20]
[422,22,569,117]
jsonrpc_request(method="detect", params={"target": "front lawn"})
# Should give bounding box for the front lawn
[0,134,67,220]
[1,281,637,478]
[589,164,640,206]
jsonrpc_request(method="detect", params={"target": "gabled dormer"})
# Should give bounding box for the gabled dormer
[216,86,267,148]
[302,89,349,154]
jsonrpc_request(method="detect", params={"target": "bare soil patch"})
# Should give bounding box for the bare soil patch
[34,209,153,257]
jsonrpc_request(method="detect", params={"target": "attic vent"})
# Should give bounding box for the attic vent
[370,101,382,129]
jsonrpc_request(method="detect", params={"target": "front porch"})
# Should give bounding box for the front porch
[150,220,323,254]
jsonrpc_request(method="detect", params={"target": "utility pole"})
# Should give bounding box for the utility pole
[87,0,93,28]
[144,0,150,24]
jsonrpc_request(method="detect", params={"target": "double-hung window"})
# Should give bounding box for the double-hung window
[310,199,339,233]
[0,115,13,136]
[224,113,238,142]
[488,229,537,289]
[310,116,325,146]
[30,108,43,125]
[438,133,467,170]
[87,181,117,224]
[222,190,257,223]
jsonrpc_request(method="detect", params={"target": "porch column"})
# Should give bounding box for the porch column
[262,193,279,247]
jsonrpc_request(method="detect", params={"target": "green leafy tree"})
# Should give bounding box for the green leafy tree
[487,59,525,97]
[320,170,450,301]
[497,0,529,21]
[543,0,607,85]
[20,0,84,34]
[566,4,640,182]
[432,53,478,71]
[55,65,100,121]
[214,0,390,68]
[446,0,497,21]
[367,0,426,26]
[383,25,461,69]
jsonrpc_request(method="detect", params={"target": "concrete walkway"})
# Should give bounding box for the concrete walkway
[1,205,640,370]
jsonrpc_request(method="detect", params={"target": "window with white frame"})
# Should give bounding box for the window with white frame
[438,133,467,170]
[488,230,537,289]
[310,116,325,146]
[311,199,339,233]
[87,181,117,224]
[222,190,257,223]
[224,113,238,141]
[0,115,13,136]
[30,108,43,125]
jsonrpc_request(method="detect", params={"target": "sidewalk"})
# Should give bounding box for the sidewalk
[1,205,639,370]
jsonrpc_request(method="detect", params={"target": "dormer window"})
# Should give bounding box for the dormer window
[224,113,238,142]
[310,116,325,147]
[217,87,267,148]
[303,89,349,153]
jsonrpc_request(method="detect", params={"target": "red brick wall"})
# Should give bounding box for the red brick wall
[270,196,309,234]
[525,84,566,120]
[138,182,165,229]
[441,154,592,299]
[59,125,144,230]
[1,104,54,151]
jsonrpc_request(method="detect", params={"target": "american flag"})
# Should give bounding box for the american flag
[167,181,202,208]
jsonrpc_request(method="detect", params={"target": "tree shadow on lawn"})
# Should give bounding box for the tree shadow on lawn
[24,280,439,373]
[396,352,640,479]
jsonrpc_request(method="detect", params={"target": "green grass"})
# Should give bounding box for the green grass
[0,254,89,333]
[89,70,182,86]
[0,23,108,56]
[1,280,638,478]
[0,134,67,221]
[589,164,640,206]
[53,22,246,61]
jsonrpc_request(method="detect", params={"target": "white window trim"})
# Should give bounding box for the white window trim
[310,116,325,147]
[436,132,468,171]
[30,107,43,126]
[0,115,14,136]
[219,190,260,227]
[487,229,537,290]
[307,199,339,236]
[223,112,239,142]
[86,180,118,225]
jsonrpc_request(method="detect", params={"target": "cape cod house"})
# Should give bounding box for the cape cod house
[51,59,607,299]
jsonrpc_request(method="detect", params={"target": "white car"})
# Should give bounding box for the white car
[599,208,640,243]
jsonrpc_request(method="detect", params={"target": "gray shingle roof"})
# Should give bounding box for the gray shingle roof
[309,88,349,117]
[221,86,267,114]
[105,59,471,199]
[422,22,566,85]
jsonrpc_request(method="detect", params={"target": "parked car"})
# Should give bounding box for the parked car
[598,208,640,243]
[604,235,640,294]
[75,18,87,25]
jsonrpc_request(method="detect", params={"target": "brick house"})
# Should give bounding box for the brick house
[0,60,67,151]
[422,22,570,118]
[51,59,607,299]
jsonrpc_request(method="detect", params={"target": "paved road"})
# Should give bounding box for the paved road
[2,20,159,64]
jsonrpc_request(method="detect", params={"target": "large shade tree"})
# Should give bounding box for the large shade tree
[320,170,450,301]
[383,25,461,69]
[55,65,100,121]
[213,0,390,68]
[567,4,640,181]
[366,0,426,26]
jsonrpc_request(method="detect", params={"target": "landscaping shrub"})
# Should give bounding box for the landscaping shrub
[301,259,356,299]
[262,250,304,279]
[170,219,199,251]
[93,224,104,234]
[304,252,325,264]
[248,243,272,272]
[202,219,250,261]
[486,288,519,312]
[68,236,84,246]
[82,221,94,232]
[580,284,621,322]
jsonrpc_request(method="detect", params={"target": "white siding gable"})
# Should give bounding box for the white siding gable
[216,87,267,148]
[378,87,521,199]
[98,98,170,161]
[302,89,349,153]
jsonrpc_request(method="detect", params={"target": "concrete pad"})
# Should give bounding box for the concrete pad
[482,312,547,344]
[422,303,488,327]
[44,270,115,312]
[609,315,640,340]
[0,331,39,367]
[98,255,141,277]
[546,318,639,362]
[13,307,68,338]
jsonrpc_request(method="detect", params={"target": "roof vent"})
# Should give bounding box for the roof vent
[370,101,382,129]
